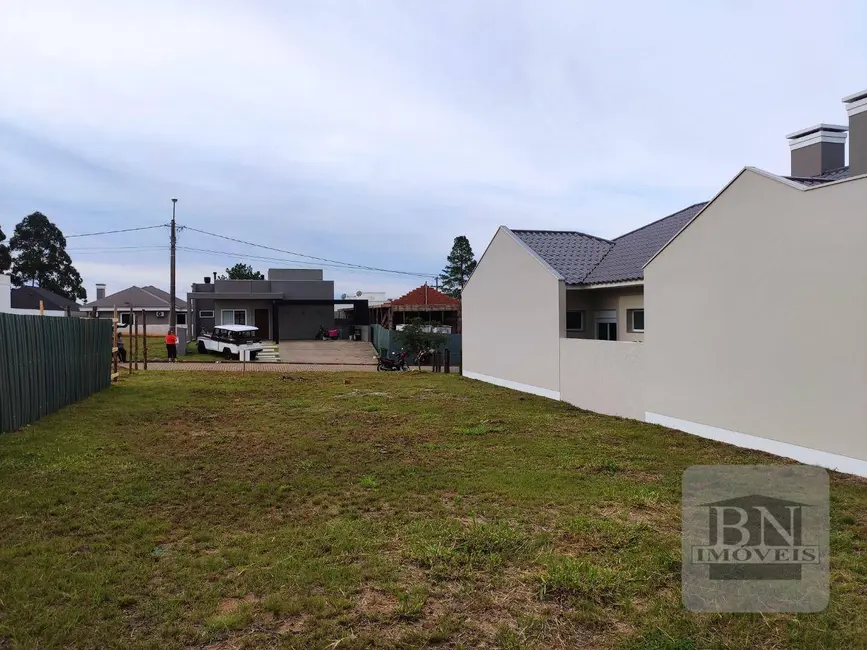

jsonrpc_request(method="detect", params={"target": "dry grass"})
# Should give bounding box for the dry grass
[0,372,866,649]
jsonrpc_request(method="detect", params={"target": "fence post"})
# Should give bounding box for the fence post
[128,305,134,375]
[444,348,450,373]
[142,310,148,370]
[112,307,119,382]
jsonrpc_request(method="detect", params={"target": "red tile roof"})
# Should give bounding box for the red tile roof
[390,284,460,307]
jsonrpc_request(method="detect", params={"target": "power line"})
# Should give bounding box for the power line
[66,224,167,238]
[68,245,168,252]
[177,246,434,278]
[180,225,437,278]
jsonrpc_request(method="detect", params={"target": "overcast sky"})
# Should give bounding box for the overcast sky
[1,0,865,301]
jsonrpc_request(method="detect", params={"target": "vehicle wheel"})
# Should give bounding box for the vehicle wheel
[223,348,233,360]
[197,341,206,354]
[377,363,384,371]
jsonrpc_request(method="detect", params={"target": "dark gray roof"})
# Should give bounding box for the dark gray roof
[583,202,707,284]
[84,285,186,309]
[786,166,850,186]
[511,202,707,286]
[510,230,612,284]
[11,286,82,311]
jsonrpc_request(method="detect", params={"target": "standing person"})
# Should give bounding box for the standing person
[165,329,178,362]
[116,334,127,363]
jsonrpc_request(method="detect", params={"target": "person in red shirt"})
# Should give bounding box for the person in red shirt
[165,329,179,362]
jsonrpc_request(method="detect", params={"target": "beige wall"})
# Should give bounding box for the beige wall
[646,170,867,463]
[559,339,645,419]
[463,228,564,396]
[566,287,644,342]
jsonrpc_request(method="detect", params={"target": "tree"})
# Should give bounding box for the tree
[438,235,477,298]
[10,212,86,302]
[395,317,448,368]
[217,263,265,280]
[0,225,10,273]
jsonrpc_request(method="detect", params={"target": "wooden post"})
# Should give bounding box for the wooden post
[142,310,148,370]
[444,348,450,374]
[128,306,134,375]
[112,307,119,382]
[39,299,44,315]
[134,310,139,371]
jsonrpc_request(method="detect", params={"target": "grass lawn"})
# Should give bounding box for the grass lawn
[119,335,217,362]
[1,373,866,649]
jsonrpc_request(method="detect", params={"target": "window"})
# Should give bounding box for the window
[629,309,645,332]
[221,309,246,325]
[176,313,187,326]
[596,322,617,341]
[198,310,215,318]
[566,310,585,331]
[120,312,133,325]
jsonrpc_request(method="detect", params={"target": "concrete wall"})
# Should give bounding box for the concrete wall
[565,287,644,342]
[645,169,867,472]
[462,227,564,398]
[271,280,334,300]
[0,274,10,312]
[268,268,323,281]
[559,339,645,420]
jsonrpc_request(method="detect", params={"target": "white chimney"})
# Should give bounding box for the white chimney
[843,89,867,177]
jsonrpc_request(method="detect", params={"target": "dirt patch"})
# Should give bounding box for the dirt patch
[356,587,399,618]
[277,614,309,634]
[334,390,391,398]
[218,594,258,614]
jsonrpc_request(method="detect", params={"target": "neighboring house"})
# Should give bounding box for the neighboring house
[84,284,187,334]
[464,86,867,478]
[187,268,370,342]
[370,284,461,332]
[0,274,81,317]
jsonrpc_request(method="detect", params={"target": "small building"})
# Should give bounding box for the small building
[371,284,461,332]
[187,268,370,342]
[84,284,187,334]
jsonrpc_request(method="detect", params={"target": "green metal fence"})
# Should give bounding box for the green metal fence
[0,313,112,433]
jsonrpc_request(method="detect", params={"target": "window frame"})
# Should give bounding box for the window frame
[175,312,187,326]
[566,310,585,332]
[221,309,247,326]
[198,309,215,319]
[629,309,645,333]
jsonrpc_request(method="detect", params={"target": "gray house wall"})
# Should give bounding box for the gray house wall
[271,280,334,300]
[278,304,334,340]
[268,269,323,281]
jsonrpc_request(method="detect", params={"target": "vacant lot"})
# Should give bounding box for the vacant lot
[0,373,865,649]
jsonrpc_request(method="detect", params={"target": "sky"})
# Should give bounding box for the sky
[1,0,866,302]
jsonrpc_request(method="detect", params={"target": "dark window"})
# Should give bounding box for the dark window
[199,310,214,318]
[596,322,617,341]
[120,313,133,325]
[630,309,644,332]
[566,310,584,331]
[176,313,187,326]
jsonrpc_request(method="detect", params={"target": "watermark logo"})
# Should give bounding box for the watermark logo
[682,466,829,612]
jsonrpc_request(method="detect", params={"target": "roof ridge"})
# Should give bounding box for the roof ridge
[510,229,613,244]
[139,286,170,304]
[612,202,709,241]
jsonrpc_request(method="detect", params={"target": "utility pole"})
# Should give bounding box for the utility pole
[169,198,178,331]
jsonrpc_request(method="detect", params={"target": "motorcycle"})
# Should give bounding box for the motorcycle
[377,350,409,371]
[315,325,340,340]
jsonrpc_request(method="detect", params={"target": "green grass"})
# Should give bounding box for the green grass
[1,372,866,649]
[118,335,218,362]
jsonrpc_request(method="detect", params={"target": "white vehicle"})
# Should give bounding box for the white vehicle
[196,324,264,360]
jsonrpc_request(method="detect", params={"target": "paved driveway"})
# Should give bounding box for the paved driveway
[277,340,378,365]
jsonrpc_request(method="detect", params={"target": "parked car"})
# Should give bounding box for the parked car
[196,324,264,360]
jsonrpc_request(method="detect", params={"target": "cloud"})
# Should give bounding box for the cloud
[1,0,866,298]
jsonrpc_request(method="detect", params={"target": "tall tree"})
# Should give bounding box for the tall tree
[217,263,265,280]
[10,212,86,302]
[438,235,477,298]
[0,225,10,273]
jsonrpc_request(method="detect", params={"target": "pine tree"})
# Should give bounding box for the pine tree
[217,263,265,280]
[438,235,477,298]
[10,212,86,302]
[0,225,10,273]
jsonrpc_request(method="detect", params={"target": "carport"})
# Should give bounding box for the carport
[271,298,369,343]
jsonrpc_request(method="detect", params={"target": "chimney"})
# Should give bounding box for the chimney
[96,283,106,300]
[203,276,211,284]
[786,124,848,177]
[843,89,867,177]
[212,271,217,281]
